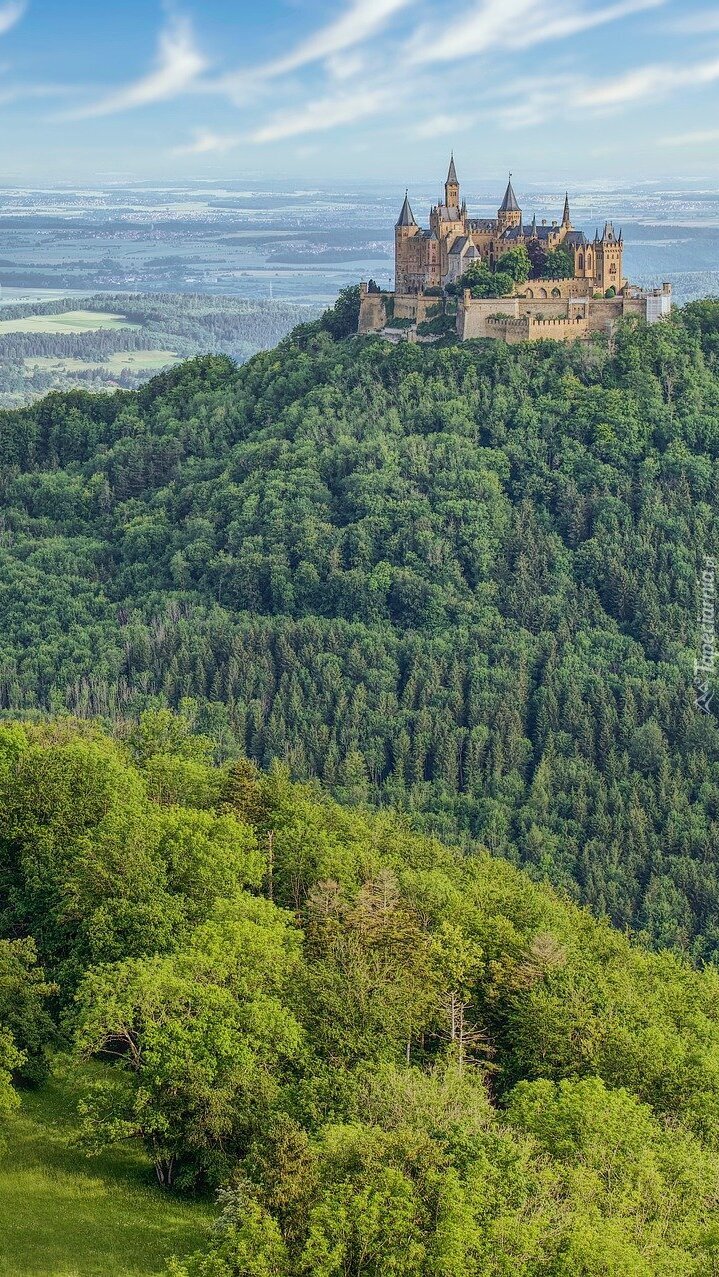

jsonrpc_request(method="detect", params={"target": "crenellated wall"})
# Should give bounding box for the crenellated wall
[358,281,673,345]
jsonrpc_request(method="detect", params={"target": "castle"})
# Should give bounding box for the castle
[359,156,672,344]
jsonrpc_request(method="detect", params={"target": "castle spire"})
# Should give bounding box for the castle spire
[530,213,537,236]
[396,190,417,228]
[499,172,520,214]
[562,192,571,227]
[445,153,460,210]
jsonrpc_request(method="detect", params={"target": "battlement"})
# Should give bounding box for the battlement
[358,279,673,346]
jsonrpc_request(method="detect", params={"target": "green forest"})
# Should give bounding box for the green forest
[5,714,719,1275]
[2,294,719,956]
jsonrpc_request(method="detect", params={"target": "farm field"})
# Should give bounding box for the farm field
[0,1077,213,1276]
[0,309,139,334]
[24,350,181,374]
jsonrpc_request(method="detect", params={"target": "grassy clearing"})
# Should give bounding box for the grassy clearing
[24,351,181,374]
[0,1077,213,1276]
[0,310,140,334]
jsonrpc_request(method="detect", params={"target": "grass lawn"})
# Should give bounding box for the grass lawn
[0,1078,214,1276]
[0,310,140,334]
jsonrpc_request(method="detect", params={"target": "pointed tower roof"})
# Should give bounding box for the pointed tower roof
[530,213,537,236]
[562,192,571,226]
[499,173,520,213]
[396,190,417,228]
[446,152,458,185]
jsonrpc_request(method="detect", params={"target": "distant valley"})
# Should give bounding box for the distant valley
[0,293,318,405]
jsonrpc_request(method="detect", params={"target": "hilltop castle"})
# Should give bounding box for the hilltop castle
[395,157,623,296]
[359,156,671,344]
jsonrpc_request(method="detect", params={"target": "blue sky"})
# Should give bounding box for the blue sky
[0,0,719,183]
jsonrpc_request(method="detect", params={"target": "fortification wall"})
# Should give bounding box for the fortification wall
[358,289,388,334]
[519,278,593,300]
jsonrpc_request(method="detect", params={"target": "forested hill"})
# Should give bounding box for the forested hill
[3,296,719,956]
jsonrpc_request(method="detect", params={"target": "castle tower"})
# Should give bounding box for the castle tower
[594,221,624,294]
[445,153,460,211]
[395,191,421,293]
[497,173,522,233]
[562,193,571,229]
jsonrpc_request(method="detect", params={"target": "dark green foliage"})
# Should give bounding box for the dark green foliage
[2,309,719,957]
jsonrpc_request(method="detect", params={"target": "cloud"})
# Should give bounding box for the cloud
[174,128,241,155]
[249,84,399,143]
[664,9,719,35]
[414,113,474,139]
[494,52,719,129]
[661,127,719,146]
[574,55,719,109]
[64,14,208,119]
[0,1,25,37]
[406,0,664,66]
[261,0,411,77]
[218,0,410,103]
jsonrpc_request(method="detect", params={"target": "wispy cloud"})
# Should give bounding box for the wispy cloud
[414,113,474,139]
[664,9,719,35]
[64,14,208,119]
[249,84,399,144]
[661,127,719,146]
[216,0,410,105]
[406,0,664,66]
[495,50,719,128]
[173,127,241,155]
[575,54,719,109]
[258,0,410,77]
[0,1,25,37]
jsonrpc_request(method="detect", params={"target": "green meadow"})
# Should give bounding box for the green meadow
[0,310,140,334]
[24,350,181,374]
[0,1078,213,1277]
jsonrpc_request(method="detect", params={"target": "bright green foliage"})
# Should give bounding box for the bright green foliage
[2,720,719,1271]
[73,895,303,1188]
[497,245,531,283]
[0,938,55,1085]
[542,246,574,278]
[459,260,515,297]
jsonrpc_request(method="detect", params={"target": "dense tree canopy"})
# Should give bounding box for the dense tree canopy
[2,303,719,958]
[4,717,719,1273]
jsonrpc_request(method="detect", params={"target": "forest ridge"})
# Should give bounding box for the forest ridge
[2,293,719,959]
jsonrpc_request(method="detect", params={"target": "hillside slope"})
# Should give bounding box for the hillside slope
[2,300,719,953]
[3,717,719,1274]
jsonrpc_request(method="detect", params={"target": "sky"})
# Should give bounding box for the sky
[0,0,718,184]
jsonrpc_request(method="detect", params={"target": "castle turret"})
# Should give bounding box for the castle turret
[395,191,422,293]
[445,153,460,210]
[562,193,571,228]
[396,191,417,230]
[594,220,624,294]
[497,173,521,233]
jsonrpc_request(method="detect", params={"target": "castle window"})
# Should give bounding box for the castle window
[578,255,584,270]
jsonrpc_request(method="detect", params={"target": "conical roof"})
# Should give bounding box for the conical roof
[446,153,458,185]
[562,192,571,225]
[499,173,520,213]
[396,191,417,228]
